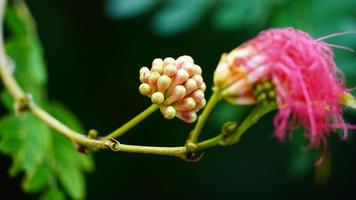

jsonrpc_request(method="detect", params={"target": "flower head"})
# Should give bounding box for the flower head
[139,56,206,123]
[214,27,354,146]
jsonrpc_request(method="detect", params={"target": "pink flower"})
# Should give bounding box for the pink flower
[214,27,354,146]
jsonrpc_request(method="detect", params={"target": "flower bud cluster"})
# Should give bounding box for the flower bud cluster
[139,56,206,123]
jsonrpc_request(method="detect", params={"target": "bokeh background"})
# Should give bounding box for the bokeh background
[1,0,356,199]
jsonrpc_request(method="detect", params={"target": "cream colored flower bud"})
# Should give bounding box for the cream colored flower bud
[182,62,196,76]
[164,63,177,77]
[152,58,164,67]
[200,82,206,92]
[176,55,194,64]
[190,89,204,102]
[194,98,206,110]
[138,55,207,123]
[151,92,165,105]
[164,85,186,105]
[184,79,197,94]
[151,65,164,74]
[139,83,151,95]
[174,69,189,85]
[161,106,176,119]
[157,75,172,92]
[140,66,149,73]
[192,74,203,87]
[164,57,175,64]
[148,71,161,86]
[174,97,196,111]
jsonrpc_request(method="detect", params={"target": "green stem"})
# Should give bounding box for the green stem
[196,134,223,150]
[187,90,221,145]
[104,104,159,139]
[114,135,224,157]
[116,144,186,157]
[226,102,277,145]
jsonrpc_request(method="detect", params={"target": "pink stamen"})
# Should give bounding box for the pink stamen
[315,30,356,41]
[241,28,353,147]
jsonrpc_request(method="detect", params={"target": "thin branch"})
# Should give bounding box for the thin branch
[187,90,221,146]
[104,104,159,139]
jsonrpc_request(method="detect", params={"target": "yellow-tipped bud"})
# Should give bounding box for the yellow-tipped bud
[164,63,177,77]
[184,79,197,94]
[157,75,172,92]
[152,58,164,67]
[164,57,175,64]
[139,83,151,95]
[161,106,176,119]
[151,92,165,105]
[175,97,196,111]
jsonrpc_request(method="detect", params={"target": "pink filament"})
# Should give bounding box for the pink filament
[241,28,349,146]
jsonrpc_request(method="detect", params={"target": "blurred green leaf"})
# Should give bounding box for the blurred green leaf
[287,130,314,178]
[151,0,216,36]
[0,134,22,155]
[5,4,29,36]
[22,164,53,193]
[212,0,284,31]
[106,0,159,19]
[0,113,50,175]
[47,101,94,172]
[0,91,14,111]
[212,0,252,31]
[41,187,66,200]
[211,101,251,126]
[0,2,93,199]
[53,134,86,199]
[47,102,93,199]
[0,111,91,199]
[47,101,85,133]
[57,162,85,200]
[0,114,22,155]
[6,37,47,88]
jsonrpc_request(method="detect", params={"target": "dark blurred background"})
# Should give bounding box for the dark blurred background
[1,0,356,199]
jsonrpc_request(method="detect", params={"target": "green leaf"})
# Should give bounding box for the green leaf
[5,36,47,87]
[47,101,94,172]
[151,0,216,36]
[0,113,51,182]
[22,164,53,193]
[18,114,51,175]
[0,135,22,155]
[56,153,86,200]
[0,114,50,169]
[0,91,15,111]
[0,114,22,155]
[9,158,23,177]
[41,187,66,200]
[0,111,91,199]
[213,0,285,31]
[212,0,252,31]
[5,5,28,36]
[5,1,47,90]
[1,2,92,199]
[46,101,84,133]
[106,0,159,19]
[287,130,314,178]
[211,101,251,127]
